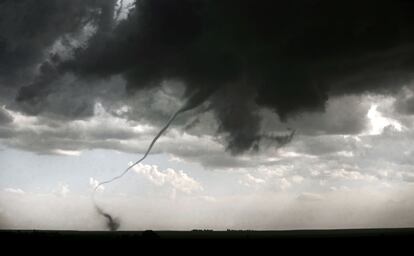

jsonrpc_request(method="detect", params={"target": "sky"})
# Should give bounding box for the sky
[1,0,414,230]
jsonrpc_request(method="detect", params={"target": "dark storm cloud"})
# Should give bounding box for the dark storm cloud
[4,0,414,153]
[14,71,127,120]
[0,0,116,83]
[259,96,371,136]
[393,85,414,115]
[395,96,414,115]
[0,108,12,125]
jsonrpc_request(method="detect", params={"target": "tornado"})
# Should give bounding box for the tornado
[95,205,120,231]
[92,91,204,230]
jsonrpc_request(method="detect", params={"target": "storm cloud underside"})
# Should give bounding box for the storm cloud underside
[2,0,414,153]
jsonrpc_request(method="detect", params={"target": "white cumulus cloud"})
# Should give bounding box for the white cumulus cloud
[133,163,203,194]
[4,188,25,195]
